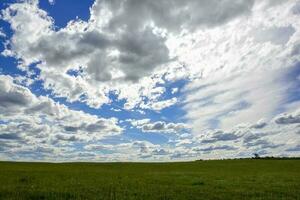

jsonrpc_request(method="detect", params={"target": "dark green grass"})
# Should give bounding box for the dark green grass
[0,159,299,200]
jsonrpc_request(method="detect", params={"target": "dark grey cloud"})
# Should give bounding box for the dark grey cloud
[152,149,168,155]
[243,132,268,144]
[35,146,54,154]
[63,119,121,135]
[95,0,255,31]
[244,138,282,149]
[286,145,300,152]
[201,130,240,143]
[85,120,108,132]
[0,76,60,119]
[0,90,31,107]
[64,126,79,132]
[290,43,300,57]
[78,30,111,49]
[25,101,59,116]
[196,145,237,152]
[86,53,112,82]
[275,112,300,124]
[255,149,269,156]
[242,129,278,150]
[212,131,240,141]
[0,76,33,112]
[141,121,187,133]
[28,30,110,68]
[55,134,78,142]
[250,120,267,129]
[27,27,169,83]
[291,2,300,15]
[115,29,169,81]
[0,133,20,140]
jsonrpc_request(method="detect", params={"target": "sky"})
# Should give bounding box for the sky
[0,0,300,162]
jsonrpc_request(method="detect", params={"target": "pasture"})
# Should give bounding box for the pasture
[0,159,299,200]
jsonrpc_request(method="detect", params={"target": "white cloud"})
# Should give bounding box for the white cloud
[1,0,174,110]
[180,0,300,133]
[0,0,257,111]
[0,75,123,160]
[171,88,179,94]
[0,28,6,38]
[169,110,300,159]
[48,0,55,5]
[140,97,178,111]
[111,108,122,112]
[250,119,267,129]
[128,118,151,127]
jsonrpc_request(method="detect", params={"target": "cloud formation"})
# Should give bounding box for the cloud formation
[0,75,122,160]
[274,109,300,124]
[0,0,299,161]
[0,0,256,110]
[141,121,188,133]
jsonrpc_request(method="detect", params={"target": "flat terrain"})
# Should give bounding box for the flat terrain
[0,159,299,200]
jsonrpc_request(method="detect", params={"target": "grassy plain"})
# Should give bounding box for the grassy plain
[0,159,299,200]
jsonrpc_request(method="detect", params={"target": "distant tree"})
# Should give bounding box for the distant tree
[253,153,260,159]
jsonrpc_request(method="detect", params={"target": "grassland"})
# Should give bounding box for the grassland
[0,159,299,200]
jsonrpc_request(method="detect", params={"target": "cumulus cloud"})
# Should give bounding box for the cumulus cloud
[250,119,268,129]
[167,108,300,159]
[195,145,238,153]
[128,118,188,134]
[0,75,34,114]
[0,75,122,158]
[48,0,55,5]
[2,1,169,81]
[201,130,241,143]
[128,118,151,127]
[139,121,188,134]
[0,0,257,110]
[1,0,171,109]
[274,109,300,124]
[244,139,283,149]
[140,97,178,111]
[286,144,300,152]
[91,0,254,31]
[0,133,21,140]
[152,149,169,155]
[171,88,179,94]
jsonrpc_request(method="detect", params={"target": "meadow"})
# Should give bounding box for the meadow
[0,159,299,200]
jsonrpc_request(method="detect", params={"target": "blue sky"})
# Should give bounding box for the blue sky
[0,0,300,161]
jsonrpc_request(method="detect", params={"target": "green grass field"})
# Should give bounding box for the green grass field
[0,159,299,200]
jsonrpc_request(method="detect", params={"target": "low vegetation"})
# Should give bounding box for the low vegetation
[0,159,299,200]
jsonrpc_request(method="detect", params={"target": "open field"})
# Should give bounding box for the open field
[0,159,299,200]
